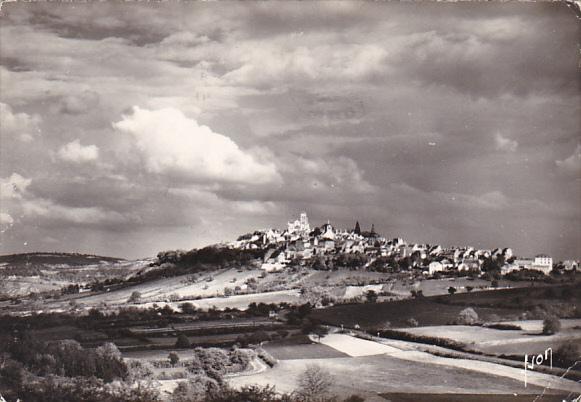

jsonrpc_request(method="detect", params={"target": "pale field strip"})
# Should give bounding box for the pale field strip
[402,320,581,352]
[318,334,581,393]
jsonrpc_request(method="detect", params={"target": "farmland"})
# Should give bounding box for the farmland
[401,319,581,355]
[310,284,581,330]
[229,332,580,401]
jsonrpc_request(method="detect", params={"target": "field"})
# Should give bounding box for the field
[379,394,574,402]
[310,297,517,329]
[263,336,348,360]
[402,319,581,355]
[229,333,581,402]
[310,285,581,330]
[0,253,150,298]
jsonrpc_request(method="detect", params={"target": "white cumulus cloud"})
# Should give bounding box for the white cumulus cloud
[0,102,41,142]
[0,173,32,199]
[113,106,279,184]
[57,139,100,163]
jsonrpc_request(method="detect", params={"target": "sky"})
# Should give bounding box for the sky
[0,2,579,260]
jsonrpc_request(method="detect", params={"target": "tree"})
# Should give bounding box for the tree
[128,291,142,303]
[168,352,180,367]
[344,395,365,402]
[312,325,329,342]
[491,280,499,288]
[365,290,378,303]
[457,307,479,325]
[297,364,334,401]
[542,315,561,335]
[175,333,191,349]
[448,286,457,295]
[179,302,197,314]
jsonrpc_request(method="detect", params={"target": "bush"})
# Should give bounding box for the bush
[485,323,521,331]
[256,348,277,367]
[128,291,142,303]
[542,316,561,334]
[554,341,580,368]
[175,333,191,348]
[168,352,180,367]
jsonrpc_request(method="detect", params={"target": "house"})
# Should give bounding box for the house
[458,259,481,272]
[502,248,514,259]
[531,254,553,275]
[261,250,288,272]
[320,222,336,240]
[513,259,533,269]
[501,263,520,275]
[562,260,579,271]
[534,254,552,268]
[428,261,444,275]
[429,245,443,256]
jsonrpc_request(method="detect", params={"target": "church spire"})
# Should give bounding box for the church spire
[354,221,361,235]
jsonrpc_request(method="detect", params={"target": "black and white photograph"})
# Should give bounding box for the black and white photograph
[0,1,580,401]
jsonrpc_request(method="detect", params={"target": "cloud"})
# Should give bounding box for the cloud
[0,102,40,142]
[113,106,279,184]
[495,133,518,152]
[57,90,100,115]
[556,144,581,176]
[21,197,129,226]
[0,212,15,234]
[223,42,388,87]
[0,173,32,199]
[57,139,100,163]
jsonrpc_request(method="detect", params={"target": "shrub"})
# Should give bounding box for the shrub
[256,348,277,367]
[128,291,142,303]
[554,341,580,368]
[344,395,366,402]
[175,333,191,348]
[542,316,561,334]
[168,352,180,367]
[485,323,521,331]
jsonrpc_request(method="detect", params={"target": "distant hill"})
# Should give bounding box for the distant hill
[0,252,124,267]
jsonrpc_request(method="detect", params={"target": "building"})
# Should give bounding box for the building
[428,261,444,275]
[562,260,578,271]
[534,254,553,268]
[531,254,553,275]
[288,212,310,237]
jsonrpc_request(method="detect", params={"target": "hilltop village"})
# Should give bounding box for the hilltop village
[229,213,578,276]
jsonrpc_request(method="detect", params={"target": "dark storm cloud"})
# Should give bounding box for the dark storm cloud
[0,2,579,259]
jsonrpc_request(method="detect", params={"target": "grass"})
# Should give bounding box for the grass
[378,393,572,402]
[310,285,581,330]
[310,297,518,330]
[263,339,348,360]
[228,354,550,399]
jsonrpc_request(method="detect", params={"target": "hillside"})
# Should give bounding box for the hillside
[0,252,124,266]
[0,252,151,299]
